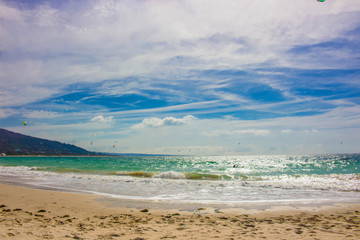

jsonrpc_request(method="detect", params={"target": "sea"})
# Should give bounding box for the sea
[0,154,359,209]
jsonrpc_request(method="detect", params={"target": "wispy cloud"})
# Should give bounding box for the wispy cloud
[0,108,17,118]
[204,129,271,137]
[23,110,58,119]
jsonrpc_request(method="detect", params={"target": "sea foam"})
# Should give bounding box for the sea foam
[153,171,186,179]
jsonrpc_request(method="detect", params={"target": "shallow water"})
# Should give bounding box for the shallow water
[0,154,359,206]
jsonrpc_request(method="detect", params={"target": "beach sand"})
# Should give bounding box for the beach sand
[0,183,359,240]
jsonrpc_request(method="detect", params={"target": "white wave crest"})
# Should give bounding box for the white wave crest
[153,171,186,179]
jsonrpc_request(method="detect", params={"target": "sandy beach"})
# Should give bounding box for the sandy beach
[0,184,359,239]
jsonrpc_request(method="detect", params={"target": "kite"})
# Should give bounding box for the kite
[317,0,325,2]
[22,121,27,126]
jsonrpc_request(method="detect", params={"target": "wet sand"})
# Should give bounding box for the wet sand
[0,183,359,239]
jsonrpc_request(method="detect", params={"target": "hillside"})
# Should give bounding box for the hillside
[0,128,95,156]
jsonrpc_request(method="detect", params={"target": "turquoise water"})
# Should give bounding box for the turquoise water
[0,154,359,205]
[0,154,359,178]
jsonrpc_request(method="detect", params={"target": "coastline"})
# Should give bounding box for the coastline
[0,183,359,239]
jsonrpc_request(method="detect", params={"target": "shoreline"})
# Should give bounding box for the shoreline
[1,183,360,239]
[1,172,359,213]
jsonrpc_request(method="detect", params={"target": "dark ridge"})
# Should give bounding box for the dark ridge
[0,128,97,156]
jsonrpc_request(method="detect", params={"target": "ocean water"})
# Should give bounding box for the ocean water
[0,154,359,207]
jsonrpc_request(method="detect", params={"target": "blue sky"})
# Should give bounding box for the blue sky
[1,0,360,155]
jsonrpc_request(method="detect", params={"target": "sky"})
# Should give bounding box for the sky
[1,0,360,155]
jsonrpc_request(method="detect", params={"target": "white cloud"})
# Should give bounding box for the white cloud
[153,145,232,156]
[0,108,17,118]
[0,0,358,109]
[0,2,24,23]
[9,105,359,155]
[205,90,247,102]
[23,110,58,119]
[235,129,271,136]
[281,129,293,134]
[205,129,270,137]
[304,129,319,133]
[132,115,196,129]
[90,115,114,123]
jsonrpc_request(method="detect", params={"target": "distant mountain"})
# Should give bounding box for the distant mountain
[0,128,96,156]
